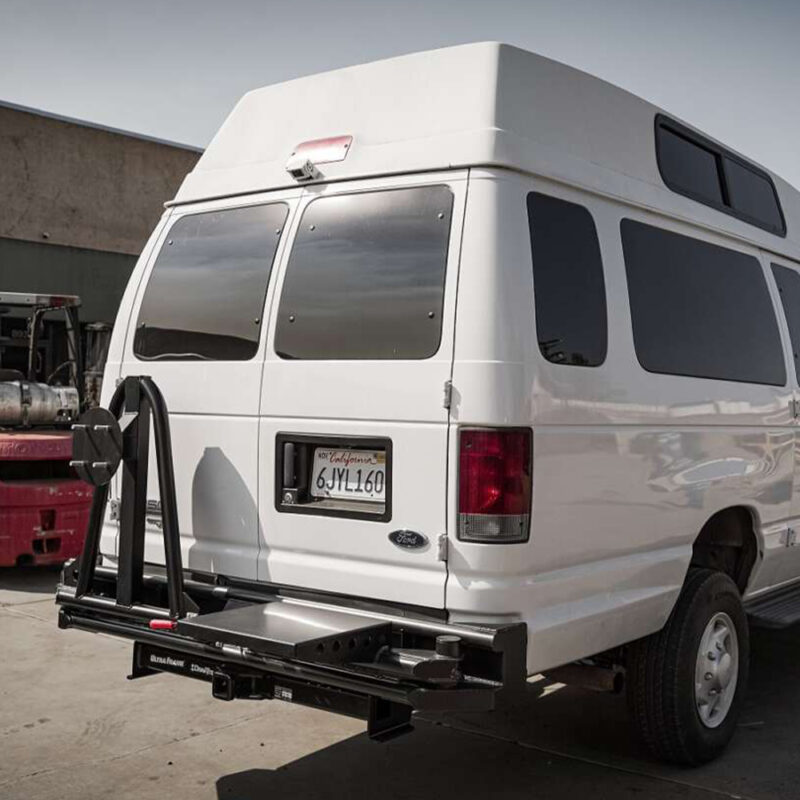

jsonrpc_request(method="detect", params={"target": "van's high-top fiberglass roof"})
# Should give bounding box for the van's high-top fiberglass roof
[174,42,800,253]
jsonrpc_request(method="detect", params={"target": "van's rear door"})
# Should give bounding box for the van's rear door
[257,171,467,608]
[116,188,302,579]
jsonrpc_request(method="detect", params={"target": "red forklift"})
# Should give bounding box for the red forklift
[0,292,100,566]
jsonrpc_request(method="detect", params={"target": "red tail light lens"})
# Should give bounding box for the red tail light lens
[458,428,532,543]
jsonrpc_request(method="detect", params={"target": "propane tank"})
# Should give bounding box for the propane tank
[0,381,80,426]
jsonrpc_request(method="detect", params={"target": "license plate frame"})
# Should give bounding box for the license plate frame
[275,433,393,522]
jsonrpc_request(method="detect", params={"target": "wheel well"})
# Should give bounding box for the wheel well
[690,507,758,594]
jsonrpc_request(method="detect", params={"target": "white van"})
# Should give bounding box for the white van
[58,42,800,765]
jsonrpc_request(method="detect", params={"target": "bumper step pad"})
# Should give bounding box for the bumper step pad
[746,582,800,629]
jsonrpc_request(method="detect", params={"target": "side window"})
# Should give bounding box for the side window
[725,159,784,233]
[527,193,607,367]
[134,203,288,361]
[657,126,724,206]
[622,219,786,386]
[655,117,785,237]
[772,264,800,382]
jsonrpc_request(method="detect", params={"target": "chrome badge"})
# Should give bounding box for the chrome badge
[388,530,429,550]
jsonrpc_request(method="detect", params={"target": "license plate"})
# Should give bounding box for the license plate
[310,448,386,502]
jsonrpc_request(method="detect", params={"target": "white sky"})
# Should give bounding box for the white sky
[2,0,799,187]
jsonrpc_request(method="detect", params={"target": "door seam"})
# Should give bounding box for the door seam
[443,168,472,609]
[254,195,305,581]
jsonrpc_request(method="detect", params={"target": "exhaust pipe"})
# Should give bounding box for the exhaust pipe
[543,663,624,694]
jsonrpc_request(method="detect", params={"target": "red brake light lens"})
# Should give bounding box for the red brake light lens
[458,428,532,543]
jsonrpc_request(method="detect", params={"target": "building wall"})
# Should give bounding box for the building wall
[0,104,199,256]
[0,103,200,331]
[0,237,135,324]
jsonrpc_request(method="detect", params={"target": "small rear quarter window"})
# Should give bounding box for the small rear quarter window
[527,193,608,367]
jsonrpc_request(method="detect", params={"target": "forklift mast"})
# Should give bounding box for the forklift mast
[0,291,84,399]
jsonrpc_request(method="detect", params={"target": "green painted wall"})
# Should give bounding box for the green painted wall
[0,236,135,323]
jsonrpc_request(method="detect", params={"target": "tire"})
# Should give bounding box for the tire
[627,567,750,765]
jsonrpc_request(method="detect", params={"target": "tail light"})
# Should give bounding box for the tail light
[458,428,532,543]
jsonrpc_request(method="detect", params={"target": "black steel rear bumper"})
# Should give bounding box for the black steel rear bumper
[56,563,526,740]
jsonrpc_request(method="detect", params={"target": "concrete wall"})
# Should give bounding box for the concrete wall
[0,104,200,256]
[0,103,201,328]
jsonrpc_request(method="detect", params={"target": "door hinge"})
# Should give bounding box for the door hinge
[782,527,798,548]
[437,533,449,562]
[442,379,453,410]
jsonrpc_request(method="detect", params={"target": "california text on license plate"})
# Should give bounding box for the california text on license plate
[311,448,386,501]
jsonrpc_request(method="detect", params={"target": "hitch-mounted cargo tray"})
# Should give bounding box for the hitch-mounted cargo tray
[175,602,393,664]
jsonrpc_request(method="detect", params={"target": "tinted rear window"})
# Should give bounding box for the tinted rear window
[725,158,784,233]
[657,126,724,206]
[274,186,453,360]
[134,204,288,361]
[527,193,607,367]
[622,219,785,386]
[772,264,800,382]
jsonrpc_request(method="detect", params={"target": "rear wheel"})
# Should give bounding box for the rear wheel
[627,568,749,765]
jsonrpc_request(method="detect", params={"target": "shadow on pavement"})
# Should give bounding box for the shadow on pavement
[215,720,708,800]
[216,626,800,800]
[0,565,61,596]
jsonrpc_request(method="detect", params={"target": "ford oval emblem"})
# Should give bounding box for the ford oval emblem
[389,529,429,550]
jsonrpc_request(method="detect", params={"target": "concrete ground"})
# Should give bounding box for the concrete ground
[1,567,799,800]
